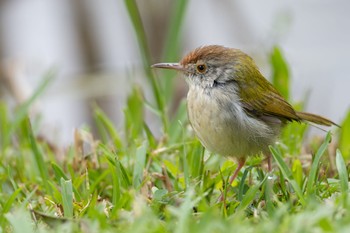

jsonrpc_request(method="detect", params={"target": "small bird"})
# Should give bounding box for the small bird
[152,45,337,185]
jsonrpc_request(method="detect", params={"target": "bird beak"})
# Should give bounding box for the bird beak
[151,63,185,72]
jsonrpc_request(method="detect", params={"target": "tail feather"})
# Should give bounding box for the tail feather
[296,111,339,127]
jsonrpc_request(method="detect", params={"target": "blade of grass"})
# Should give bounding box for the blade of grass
[188,142,204,179]
[270,46,289,100]
[238,166,252,201]
[161,0,189,102]
[93,105,123,148]
[123,0,151,65]
[168,100,188,144]
[278,168,289,200]
[270,146,306,205]
[264,174,275,215]
[23,118,51,194]
[0,102,9,150]
[336,149,349,208]
[123,0,167,130]
[237,175,267,211]
[162,0,188,62]
[110,162,122,211]
[100,143,131,188]
[2,187,23,214]
[306,132,331,195]
[5,208,34,233]
[292,159,303,189]
[124,86,144,140]
[143,122,157,149]
[335,149,348,194]
[89,169,110,195]
[133,141,148,189]
[339,110,350,159]
[51,162,82,201]
[181,126,189,189]
[10,70,55,135]
[51,162,69,182]
[60,178,73,218]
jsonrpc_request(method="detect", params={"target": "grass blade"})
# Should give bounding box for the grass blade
[133,141,148,189]
[161,0,189,102]
[270,46,289,100]
[10,70,55,135]
[23,118,51,194]
[51,162,69,182]
[60,178,73,218]
[124,86,144,140]
[270,145,306,205]
[5,208,34,233]
[238,166,252,201]
[3,187,22,214]
[264,174,275,215]
[339,110,350,159]
[100,143,131,188]
[94,105,123,148]
[52,162,82,201]
[306,132,332,195]
[0,102,10,150]
[237,175,267,211]
[110,162,121,210]
[335,149,348,194]
[292,159,303,189]
[123,0,166,129]
[162,0,188,62]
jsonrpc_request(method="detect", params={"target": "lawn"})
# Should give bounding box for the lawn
[1,1,350,232]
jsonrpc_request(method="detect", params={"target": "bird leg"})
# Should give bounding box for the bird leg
[229,158,246,185]
[218,158,246,203]
[267,154,272,172]
[263,154,272,172]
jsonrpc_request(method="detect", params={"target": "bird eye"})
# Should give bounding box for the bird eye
[196,64,207,73]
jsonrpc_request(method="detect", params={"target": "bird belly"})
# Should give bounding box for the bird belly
[187,88,279,158]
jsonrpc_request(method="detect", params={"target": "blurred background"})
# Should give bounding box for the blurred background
[0,0,349,145]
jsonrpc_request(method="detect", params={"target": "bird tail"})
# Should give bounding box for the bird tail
[296,111,339,127]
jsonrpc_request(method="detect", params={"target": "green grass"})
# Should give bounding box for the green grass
[1,65,349,233]
[1,2,350,232]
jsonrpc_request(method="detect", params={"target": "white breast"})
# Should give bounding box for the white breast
[186,85,279,158]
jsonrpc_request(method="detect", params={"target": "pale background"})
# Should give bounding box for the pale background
[0,0,349,145]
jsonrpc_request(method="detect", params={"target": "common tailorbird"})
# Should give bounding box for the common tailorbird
[152,45,338,185]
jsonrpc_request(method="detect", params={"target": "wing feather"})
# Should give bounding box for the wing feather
[237,72,300,122]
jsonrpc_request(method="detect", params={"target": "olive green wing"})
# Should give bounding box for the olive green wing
[237,73,300,122]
